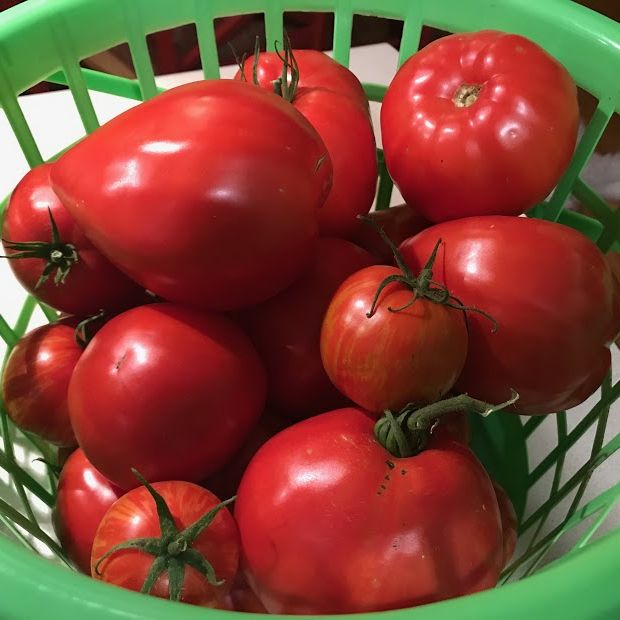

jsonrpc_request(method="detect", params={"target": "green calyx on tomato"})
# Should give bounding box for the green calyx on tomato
[93,469,235,602]
[375,390,520,458]
[239,33,301,103]
[361,217,497,330]
[1,207,78,289]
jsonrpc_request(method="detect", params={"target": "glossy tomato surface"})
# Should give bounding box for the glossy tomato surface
[52,80,332,312]
[2,318,81,446]
[92,481,239,607]
[236,51,376,238]
[235,407,503,614]
[242,238,375,419]
[69,303,267,489]
[381,30,579,222]
[2,163,145,315]
[321,265,468,413]
[292,87,377,237]
[53,448,123,573]
[400,216,620,414]
[236,49,368,110]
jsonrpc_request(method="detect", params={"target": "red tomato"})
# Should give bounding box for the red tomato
[400,216,620,414]
[241,238,375,419]
[294,88,377,237]
[320,264,468,413]
[236,51,377,238]
[204,409,292,500]
[235,407,503,614]
[236,49,368,110]
[69,303,267,490]
[92,481,239,607]
[53,448,123,573]
[51,80,332,312]
[381,30,579,222]
[492,481,518,568]
[2,318,81,446]
[351,205,430,264]
[2,163,146,315]
[225,575,268,613]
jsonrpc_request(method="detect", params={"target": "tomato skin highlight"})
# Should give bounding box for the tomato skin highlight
[400,216,620,414]
[2,318,82,446]
[241,238,375,419]
[51,80,332,312]
[2,163,145,315]
[381,30,579,222]
[91,481,239,607]
[235,407,503,614]
[320,264,468,413]
[69,303,267,490]
[53,448,123,574]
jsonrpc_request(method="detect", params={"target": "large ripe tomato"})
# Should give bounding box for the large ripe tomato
[69,303,267,489]
[53,448,123,573]
[320,264,468,413]
[492,480,518,568]
[236,49,368,110]
[400,216,620,414]
[236,49,377,238]
[235,407,503,614]
[350,205,430,264]
[2,318,81,446]
[381,30,579,222]
[1,163,146,315]
[92,480,239,607]
[241,238,375,419]
[51,80,332,312]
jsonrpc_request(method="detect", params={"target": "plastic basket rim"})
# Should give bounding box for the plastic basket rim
[0,0,620,617]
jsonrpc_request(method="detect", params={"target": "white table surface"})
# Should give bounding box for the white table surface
[0,43,618,564]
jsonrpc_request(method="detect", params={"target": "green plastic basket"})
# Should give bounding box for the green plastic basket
[0,0,619,618]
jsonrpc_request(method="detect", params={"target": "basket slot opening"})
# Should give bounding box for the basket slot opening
[528,378,620,488]
[523,422,620,535]
[214,14,266,72]
[145,24,203,84]
[283,11,334,51]
[351,15,400,82]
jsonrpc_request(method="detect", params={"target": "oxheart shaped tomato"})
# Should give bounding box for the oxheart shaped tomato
[381,30,579,222]
[235,407,503,614]
[69,303,267,489]
[400,216,620,414]
[2,163,145,315]
[51,80,332,312]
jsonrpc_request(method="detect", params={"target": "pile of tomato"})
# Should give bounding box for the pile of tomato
[2,29,620,614]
